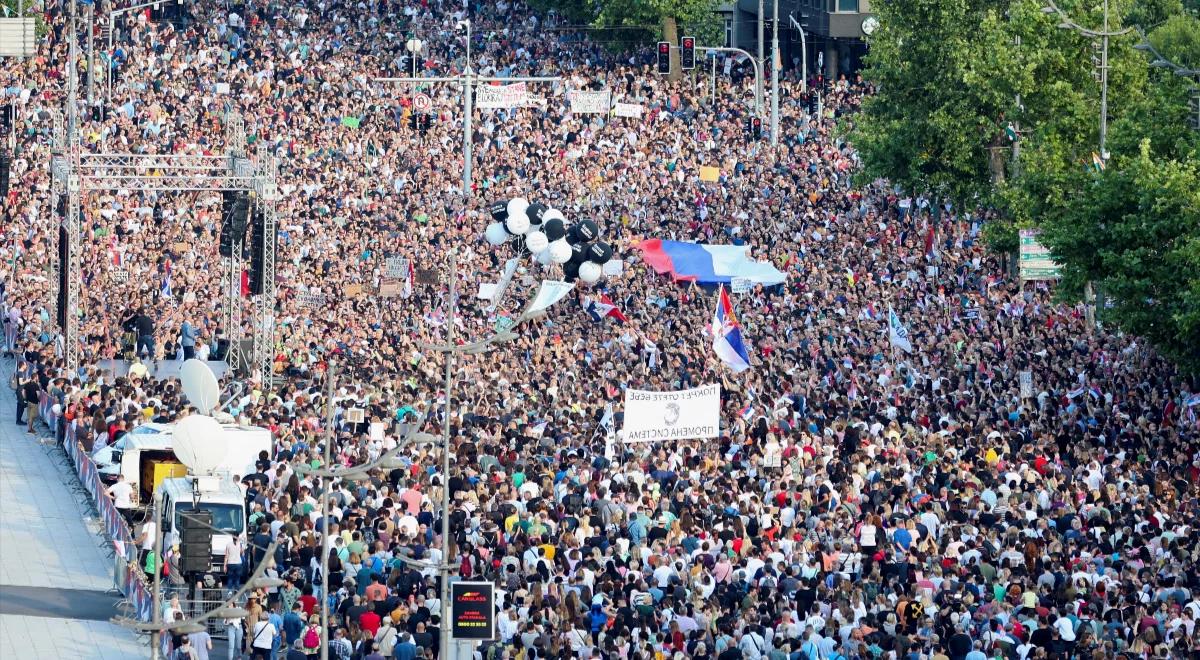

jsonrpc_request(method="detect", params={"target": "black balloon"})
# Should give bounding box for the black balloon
[543,218,566,241]
[489,201,508,222]
[563,261,580,282]
[569,241,589,264]
[527,203,547,226]
[575,219,600,242]
[566,225,586,246]
[587,241,613,264]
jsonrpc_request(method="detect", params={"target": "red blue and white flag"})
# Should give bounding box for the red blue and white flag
[712,285,751,372]
[586,293,628,324]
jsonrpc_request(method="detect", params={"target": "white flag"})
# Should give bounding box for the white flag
[888,306,913,354]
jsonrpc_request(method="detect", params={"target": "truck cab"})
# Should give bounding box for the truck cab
[158,475,247,573]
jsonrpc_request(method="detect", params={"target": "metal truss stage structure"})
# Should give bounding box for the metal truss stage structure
[49,109,279,382]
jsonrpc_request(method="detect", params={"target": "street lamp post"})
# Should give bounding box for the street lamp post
[1041,0,1133,161]
[770,0,780,146]
[406,38,423,106]
[1134,31,1200,130]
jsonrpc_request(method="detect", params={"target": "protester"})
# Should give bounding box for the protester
[3,0,1199,659]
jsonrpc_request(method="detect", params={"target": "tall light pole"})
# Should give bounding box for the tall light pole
[1041,0,1133,161]
[758,0,765,115]
[1134,31,1200,131]
[788,15,808,94]
[436,254,458,660]
[318,361,335,660]
[1042,0,1133,331]
[406,38,423,107]
[376,25,559,196]
[770,0,780,145]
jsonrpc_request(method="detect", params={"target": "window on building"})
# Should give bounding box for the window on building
[837,0,859,11]
[724,17,732,47]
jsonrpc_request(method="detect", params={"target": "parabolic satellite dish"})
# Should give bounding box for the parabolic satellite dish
[173,414,229,475]
[180,359,221,414]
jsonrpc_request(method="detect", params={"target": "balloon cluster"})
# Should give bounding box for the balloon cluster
[484,197,613,284]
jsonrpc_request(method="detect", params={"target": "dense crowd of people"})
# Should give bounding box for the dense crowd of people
[4,0,1200,659]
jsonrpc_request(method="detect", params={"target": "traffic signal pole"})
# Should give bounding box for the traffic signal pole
[700,46,763,116]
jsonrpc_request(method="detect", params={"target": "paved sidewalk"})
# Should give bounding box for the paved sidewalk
[0,358,147,658]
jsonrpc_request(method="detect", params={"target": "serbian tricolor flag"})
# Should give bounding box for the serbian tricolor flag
[712,285,752,372]
[160,260,173,299]
[586,293,628,323]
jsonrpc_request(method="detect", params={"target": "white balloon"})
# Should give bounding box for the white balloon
[506,197,530,218]
[578,261,603,284]
[485,222,509,246]
[505,211,531,235]
[525,230,548,254]
[548,239,572,264]
[542,208,565,224]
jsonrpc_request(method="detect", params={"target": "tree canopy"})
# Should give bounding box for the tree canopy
[850,0,1200,372]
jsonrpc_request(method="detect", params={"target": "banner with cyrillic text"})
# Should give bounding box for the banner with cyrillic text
[477,82,529,109]
[622,385,721,443]
[569,90,612,114]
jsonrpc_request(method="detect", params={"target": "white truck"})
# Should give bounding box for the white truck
[159,475,247,572]
[95,422,271,503]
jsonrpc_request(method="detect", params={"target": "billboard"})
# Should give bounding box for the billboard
[451,582,495,641]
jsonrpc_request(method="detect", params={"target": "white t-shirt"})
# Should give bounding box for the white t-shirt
[225,538,243,565]
[110,481,135,509]
[250,621,277,649]
[135,521,156,553]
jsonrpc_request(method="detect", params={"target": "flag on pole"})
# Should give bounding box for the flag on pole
[586,293,628,323]
[887,306,913,354]
[712,285,752,372]
[160,260,173,299]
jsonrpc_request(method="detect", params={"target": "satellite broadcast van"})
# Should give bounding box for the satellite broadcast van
[95,422,270,501]
[159,474,247,570]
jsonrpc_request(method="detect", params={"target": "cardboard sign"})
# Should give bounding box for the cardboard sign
[612,102,643,118]
[385,256,409,279]
[415,268,439,285]
[699,166,720,182]
[345,284,363,298]
[379,282,403,297]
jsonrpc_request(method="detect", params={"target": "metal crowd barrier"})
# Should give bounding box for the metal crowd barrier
[41,403,155,622]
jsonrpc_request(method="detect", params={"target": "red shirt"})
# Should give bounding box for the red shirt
[299,594,317,618]
[360,611,381,637]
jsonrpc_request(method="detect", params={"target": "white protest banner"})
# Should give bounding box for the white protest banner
[569,90,611,114]
[476,82,528,109]
[602,259,624,276]
[730,277,753,294]
[385,256,409,279]
[612,102,643,119]
[487,258,521,312]
[1019,371,1033,399]
[526,280,575,315]
[622,385,721,443]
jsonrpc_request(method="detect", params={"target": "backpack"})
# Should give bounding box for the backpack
[304,626,320,649]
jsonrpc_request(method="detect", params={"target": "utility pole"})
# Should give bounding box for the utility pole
[150,493,163,660]
[770,0,780,145]
[1042,0,1132,331]
[86,2,96,107]
[438,254,458,660]
[758,0,765,115]
[319,361,335,660]
[1042,0,1132,162]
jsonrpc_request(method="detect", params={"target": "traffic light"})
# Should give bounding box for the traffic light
[179,509,213,574]
[680,36,696,70]
[746,116,763,140]
[656,41,671,75]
